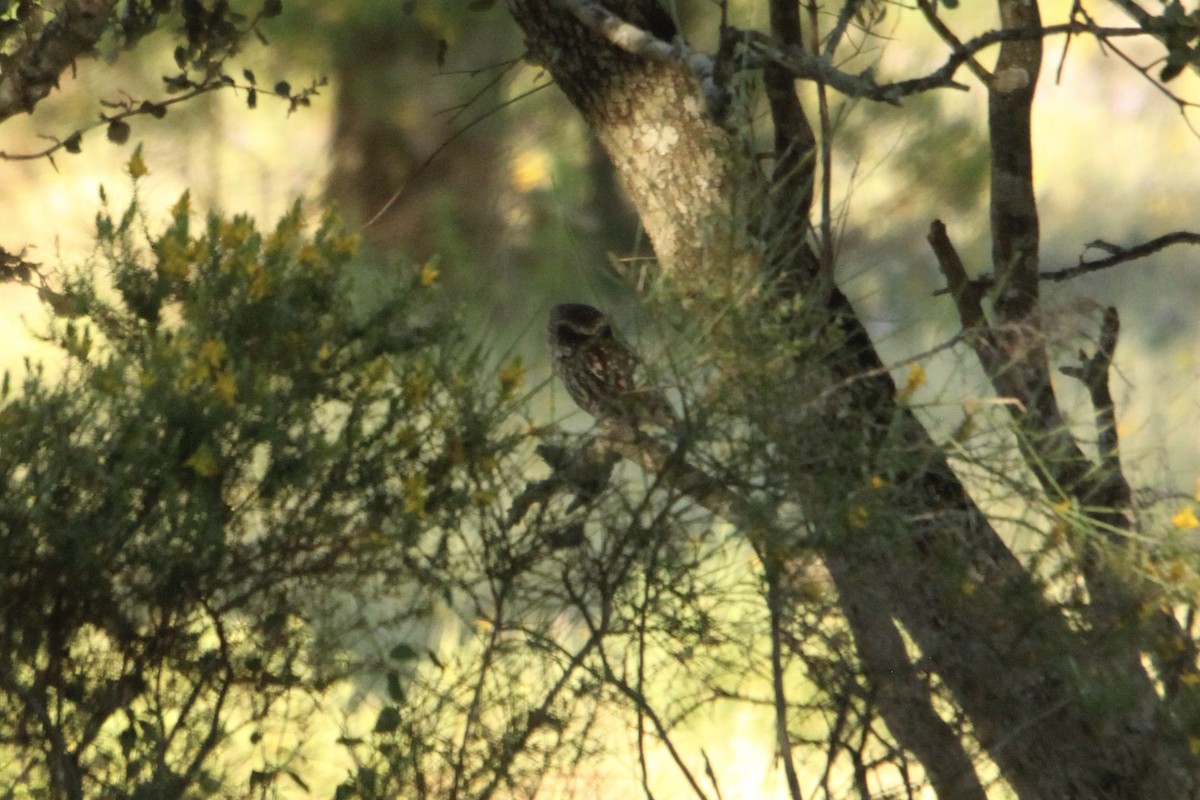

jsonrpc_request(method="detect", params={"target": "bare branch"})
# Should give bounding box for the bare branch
[823,0,866,60]
[933,230,1200,292]
[834,570,989,800]
[766,22,1154,102]
[1059,307,1125,477]
[555,0,1167,111]
[1057,230,1200,279]
[761,0,818,285]
[927,220,988,332]
[556,0,677,61]
[767,559,806,800]
[916,0,993,85]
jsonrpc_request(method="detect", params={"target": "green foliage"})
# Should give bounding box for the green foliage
[0,166,520,796]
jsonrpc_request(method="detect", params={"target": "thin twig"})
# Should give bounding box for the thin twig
[809,2,835,281]
[935,230,1200,293]
[1058,307,1124,474]
[359,80,552,233]
[767,557,806,800]
[915,0,993,85]
[823,0,865,60]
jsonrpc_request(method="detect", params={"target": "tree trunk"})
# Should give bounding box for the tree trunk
[504,1,1199,796]
[325,16,506,262]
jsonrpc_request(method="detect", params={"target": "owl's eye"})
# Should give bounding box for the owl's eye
[554,322,591,346]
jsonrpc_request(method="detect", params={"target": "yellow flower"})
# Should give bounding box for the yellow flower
[896,363,927,402]
[419,260,440,287]
[498,358,524,399]
[1171,506,1199,530]
[127,145,149,179]
[906,363,927,390]
[847,505,870,529]
[156,237,191,282]
[213,370,237,406]
[185,444,220,477]
[197,339,226,368]
[248,265,271,301]
[170,191,191,223]
[218,217,254,252]
[511,148,551,192]
[403,473,428,517]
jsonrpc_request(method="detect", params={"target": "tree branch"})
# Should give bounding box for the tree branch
[1059,307,1125,479]
[555,0,1167,112]
[1051,231,1200,281]
[915,0,993,85]
[989,0,1043,324]
[0,0,119,125]
[932,230,1200,292]
[762,0,819,284]
[834,573,989,800]
[927,220,988,332]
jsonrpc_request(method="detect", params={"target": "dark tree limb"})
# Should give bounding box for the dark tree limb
[761,0,818,284]
[555,0,1170,111]
[835,575,989,800]
[927,220,988,334]
[822,0,865,60]
[0,0,119,125]
[1051,231,1200,282]
[1059,307,1125,481]
[760,10,812,797]
[932,178,1198,786]
[934,231,1200,294]
[915,0,993,85]
[989,0,1043,325]
[927,220,1012,390]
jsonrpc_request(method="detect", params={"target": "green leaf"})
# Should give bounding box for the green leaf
[107,120,131,145]
[139,100,168,119]
[373,705,401,733]
[386,670,405,702]
[119,726,137,756]
[388,642,418,661]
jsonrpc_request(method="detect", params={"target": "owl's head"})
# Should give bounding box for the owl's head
[548,303,614,347]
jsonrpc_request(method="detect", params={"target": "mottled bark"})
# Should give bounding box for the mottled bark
[511,2,744,284]
[505,0,1200,796]
[0,0,119,125]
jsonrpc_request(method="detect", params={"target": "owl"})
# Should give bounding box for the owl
[547,303,676,427]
